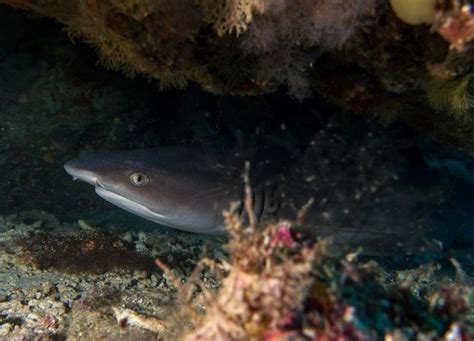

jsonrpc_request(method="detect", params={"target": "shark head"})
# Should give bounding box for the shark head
[64,148,242,234]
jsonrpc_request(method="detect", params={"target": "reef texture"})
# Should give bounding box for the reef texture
[2,0,474,154]
[0,0,376,97]
[173,200,473,340]
[0,212,224,339]
[0,206,473,339]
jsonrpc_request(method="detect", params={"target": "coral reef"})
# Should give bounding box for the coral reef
[238,0,376,99]
[0,194,473,339]
[2,0,474,154]
[199,0,265,36]
[0,0,376,98]
[0,4,472,340]
[436,1,474,52]
[167,201,474,340]
[2,7,471,260]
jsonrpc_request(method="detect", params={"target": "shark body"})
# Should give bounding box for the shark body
[64,145,435,255]
[64,147,280,235]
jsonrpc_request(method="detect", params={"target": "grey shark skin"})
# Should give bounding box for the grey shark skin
[64,146,435,255]
[64,147,246,234]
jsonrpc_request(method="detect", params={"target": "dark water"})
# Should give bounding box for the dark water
[0,8,473,271]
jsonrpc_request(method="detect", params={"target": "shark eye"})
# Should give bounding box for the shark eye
[130,172,149,187]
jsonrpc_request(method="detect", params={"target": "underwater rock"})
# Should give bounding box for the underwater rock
[0,0,375,97]
[2,1,474,154]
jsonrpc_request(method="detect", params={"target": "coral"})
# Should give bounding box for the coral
[200,0,264,36]
[243,0,376,51]
[425,52,474,121]
[0,0,375,99]
[427,70,474,120]
[436,1,474,52]
[308,1,474,155]
[156,193,473,340]
[2,0,474,153]
[181,204,321,340]
[108,0,156,21]
[1,0,220,91]
[240,0,376,99]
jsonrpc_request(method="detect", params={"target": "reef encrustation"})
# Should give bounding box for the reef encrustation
[2,0,474,154]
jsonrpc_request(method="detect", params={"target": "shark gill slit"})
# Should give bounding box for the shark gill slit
[256,186,266,222]
[238,183,280,224]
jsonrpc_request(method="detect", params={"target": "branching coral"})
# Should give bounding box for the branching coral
[181,204,322,340]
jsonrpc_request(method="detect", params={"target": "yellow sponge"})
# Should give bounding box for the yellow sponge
[389,0,437,25]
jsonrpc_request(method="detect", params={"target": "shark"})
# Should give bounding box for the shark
[64,145,438,255]
[64,147,280,235]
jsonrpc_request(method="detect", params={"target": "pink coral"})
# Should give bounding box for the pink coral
[270,223,296,249]
[437,2,474,51]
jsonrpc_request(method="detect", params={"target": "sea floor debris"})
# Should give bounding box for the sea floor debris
[0,211,222,339]
[0,210,472,339]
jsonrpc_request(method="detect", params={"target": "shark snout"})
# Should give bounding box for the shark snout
[64,160,99,187]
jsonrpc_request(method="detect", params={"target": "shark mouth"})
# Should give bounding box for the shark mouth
[94,187,167,225]
[94,187,226,235]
